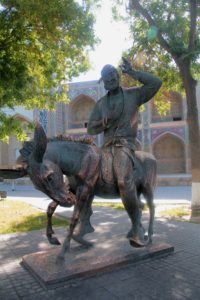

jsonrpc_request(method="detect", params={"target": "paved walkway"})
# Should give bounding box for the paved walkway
[0,183,200,300]
[1,184,200,299]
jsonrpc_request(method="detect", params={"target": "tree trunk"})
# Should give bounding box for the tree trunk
[177,59,200,215]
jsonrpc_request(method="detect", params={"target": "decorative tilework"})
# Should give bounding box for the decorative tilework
[56,103,64,135]
[39,110,48,134]
[143,128,149,146]
[151,126,185,142]
[137,130,142,142]
[68,87,99,101]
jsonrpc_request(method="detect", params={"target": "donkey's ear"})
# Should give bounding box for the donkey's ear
[0,166,28,179]
[32,123,47,163]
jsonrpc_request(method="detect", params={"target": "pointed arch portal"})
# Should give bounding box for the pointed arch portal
[153,133,186,174]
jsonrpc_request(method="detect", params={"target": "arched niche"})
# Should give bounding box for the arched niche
[13,113,32,123]
[152,132,186,174]
[0,114,32,165]
[69,94,96,129]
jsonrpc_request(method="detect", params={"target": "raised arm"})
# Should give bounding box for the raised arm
[120,57,162,105]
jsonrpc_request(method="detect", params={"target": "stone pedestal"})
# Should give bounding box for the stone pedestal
[22,236,174,287]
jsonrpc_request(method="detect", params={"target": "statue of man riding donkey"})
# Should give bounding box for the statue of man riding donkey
[0,57,162,261]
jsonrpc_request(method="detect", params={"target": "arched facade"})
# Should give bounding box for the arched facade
[0,114,32,166]
[2,79,198,181]
[33,83,192,176]
[68,94,96,130]
[152,133,186,174]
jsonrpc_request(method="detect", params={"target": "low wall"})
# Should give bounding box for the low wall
[157,174,192,186]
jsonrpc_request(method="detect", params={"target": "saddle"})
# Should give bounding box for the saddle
[100,146,114,184]
[100,145,143,185]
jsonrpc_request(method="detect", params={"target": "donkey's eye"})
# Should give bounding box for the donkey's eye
[47,174,54,182]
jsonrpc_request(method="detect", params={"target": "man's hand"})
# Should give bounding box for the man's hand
[102,117,108,127]
[119,57,133,74]
[102,111,118,128]
[102,115,113,127]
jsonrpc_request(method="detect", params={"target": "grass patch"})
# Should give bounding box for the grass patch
[157,206,200,224]
[93,202,125,210]
[92,202,148,211]
[159,206,191,219]
[0,200,68,234]
[93,201,148,211]
[158,206,200,224]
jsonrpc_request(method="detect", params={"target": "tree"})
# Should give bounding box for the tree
[114,0,200,213]
[0,0,96,140]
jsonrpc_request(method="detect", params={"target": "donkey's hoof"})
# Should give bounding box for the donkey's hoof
[48,236,61,245]
[72,234,94,248]
[146,235,153,244]
[129,237,148,248]
[126,229,133,239]
[47,228,55,235]
[85,224,95,234]
[75,223,95,237]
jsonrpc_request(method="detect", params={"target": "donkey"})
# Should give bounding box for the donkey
[0,124,157,261]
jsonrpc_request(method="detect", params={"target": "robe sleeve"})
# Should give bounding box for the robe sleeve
[134,71,162,106]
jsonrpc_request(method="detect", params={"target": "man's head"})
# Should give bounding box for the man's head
[100,64,120,91]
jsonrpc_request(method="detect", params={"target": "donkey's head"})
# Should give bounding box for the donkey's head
[0,124,75,207]
[25,124,75,207]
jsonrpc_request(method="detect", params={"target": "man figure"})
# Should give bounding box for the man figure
[87,57,162,245]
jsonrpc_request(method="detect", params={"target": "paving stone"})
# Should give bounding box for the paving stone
[0,207,200,299]
[53,286,117,300]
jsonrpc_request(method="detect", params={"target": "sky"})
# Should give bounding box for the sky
[73,1,132,82]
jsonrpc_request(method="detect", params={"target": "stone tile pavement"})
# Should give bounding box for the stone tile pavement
[0,205,200,300]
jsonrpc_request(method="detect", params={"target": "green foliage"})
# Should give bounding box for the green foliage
[0,111,31,141]
[128,0,199,64]
[120,49,176,115]
[113,0,200,115]
[0,0,96,139]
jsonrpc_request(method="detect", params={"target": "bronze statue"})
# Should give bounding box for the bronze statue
[0,58,161,262]
[87,57,162,243]
[0,126,157,260]
[88,57,162,147]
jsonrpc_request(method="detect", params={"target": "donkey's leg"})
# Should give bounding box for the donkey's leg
[137,191,146,236]
[71,148,99,242]
[46,201,60,245]
[73,194,94,238]
[56,201,83,262]
[143,188,155,243]
[57,185,93,261]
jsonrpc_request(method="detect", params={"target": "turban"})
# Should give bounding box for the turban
[100,64,118,80]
